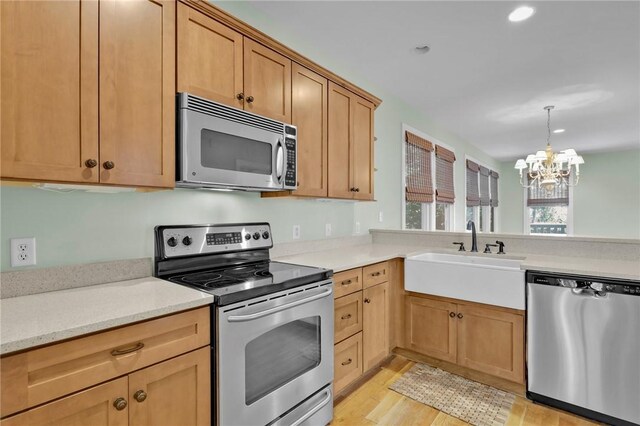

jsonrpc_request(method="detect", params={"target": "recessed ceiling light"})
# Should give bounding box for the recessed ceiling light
[415,45,431,54]
[553,129,566,134]
[508,6,535,22]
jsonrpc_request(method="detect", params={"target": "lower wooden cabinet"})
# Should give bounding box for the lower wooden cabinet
[334,332,363,394]
[1,377,129,426]
[334,291,363,343]
[362,281,389,371]
[404,293,525,384]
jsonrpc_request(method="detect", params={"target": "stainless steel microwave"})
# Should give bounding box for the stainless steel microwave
[177,93,297,191]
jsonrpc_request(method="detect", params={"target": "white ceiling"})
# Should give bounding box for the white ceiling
[244,1,640,161]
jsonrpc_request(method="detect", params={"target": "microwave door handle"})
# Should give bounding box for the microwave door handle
[227,287,333,322]
[275,138,285,184]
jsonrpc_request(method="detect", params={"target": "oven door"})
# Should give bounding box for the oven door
[217,281,334,426]
[179,107,286,191]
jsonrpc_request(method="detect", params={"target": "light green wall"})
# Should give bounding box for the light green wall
[499,149,640,238]
[0,1,498,271]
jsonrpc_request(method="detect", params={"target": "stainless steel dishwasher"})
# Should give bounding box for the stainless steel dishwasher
[527,271,640,426]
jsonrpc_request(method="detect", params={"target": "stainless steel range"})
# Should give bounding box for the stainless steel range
[154,223,334,426]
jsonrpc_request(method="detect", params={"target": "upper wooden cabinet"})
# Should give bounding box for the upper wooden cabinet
[1,0,175,188]
[328,82,375,200]
[99,0,175,188]
[177,3,244,108]
[0,0,99,183]
[290,64,328,197]
[176,5,291,123]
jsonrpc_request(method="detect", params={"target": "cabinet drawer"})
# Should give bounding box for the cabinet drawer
[0,307,210,417]
[334,292,363,343]
[334,332,363,395]
[333,268,363,298]
[363,261,389,289]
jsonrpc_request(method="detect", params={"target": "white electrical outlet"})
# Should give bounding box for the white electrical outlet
[325,223,332,237]
[379,211,384,223]
[293,225,301,240]
[355,222,361,234]
[10,237,36,267]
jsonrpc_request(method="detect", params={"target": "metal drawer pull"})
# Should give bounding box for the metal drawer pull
[341,279,353,285]
[371,271,382,277]
[133,390,147,403]
[341,313,352,320]
[341,358,353,366]
[228,288,333,322]
[290,388,332,426]
[113,398,127,411]
[110,342,144,356]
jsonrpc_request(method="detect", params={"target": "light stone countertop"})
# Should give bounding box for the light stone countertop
[274,243,640,281]
[0,277,213,355]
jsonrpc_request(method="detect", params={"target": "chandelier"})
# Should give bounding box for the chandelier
[514,106,584,192]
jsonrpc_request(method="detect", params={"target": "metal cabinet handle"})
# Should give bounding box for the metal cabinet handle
[350,187,356,192]
[449,312,456,318]
[113,398,127,411]
[364,298,371,303]
[236,92,244,101]
[85,159,98,168]
[457,313,464,319]
[341,279,352,286]
[355,188,360,192]
[110,342,144,356]
[371,272,381,277]
[341,313,352,320]
[103,160,115,170]
[246,95,254,103]
[341,358,353,366]
[133,390,147,403]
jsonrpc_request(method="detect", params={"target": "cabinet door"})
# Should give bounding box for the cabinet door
[99,0,175,188]
[291,64,328,197]
[129,347,211,426]
[177,3,244,108]
[457,304,525,383]
[405,296,457,363]
[363,282,389,371]
[327,82,354,199]
[0,0,99,183]
[243,38,291,123]
[351,95,375,200]
[1,377,128,426]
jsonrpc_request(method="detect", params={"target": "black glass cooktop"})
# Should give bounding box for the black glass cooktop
[168,261,332,306]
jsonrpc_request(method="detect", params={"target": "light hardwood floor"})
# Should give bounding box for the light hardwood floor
[332,356,598,426]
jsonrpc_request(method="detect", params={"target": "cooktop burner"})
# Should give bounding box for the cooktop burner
[166,260,331,305]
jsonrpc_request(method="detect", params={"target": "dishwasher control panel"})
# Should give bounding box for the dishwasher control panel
[528,272,640,296]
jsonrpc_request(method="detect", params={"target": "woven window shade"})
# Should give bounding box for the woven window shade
[435,145,456,204]
[479,166,490,206]
[405,132,434,203]
[466,160,480,207]
[490,171,499,207]
[527,176,569,206]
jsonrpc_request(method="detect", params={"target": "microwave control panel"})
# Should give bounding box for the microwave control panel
[284,125,297,189]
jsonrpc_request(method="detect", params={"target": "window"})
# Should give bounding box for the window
[525,177,571,235]
[403,127,455,231]
[466,158,499,233]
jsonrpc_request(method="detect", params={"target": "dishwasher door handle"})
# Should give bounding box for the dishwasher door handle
[571,288,608,298]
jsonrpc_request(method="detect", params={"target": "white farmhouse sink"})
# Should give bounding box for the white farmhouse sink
[405,252,525,309]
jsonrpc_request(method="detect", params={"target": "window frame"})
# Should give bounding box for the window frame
[522,177,574,236]
[465,155,498,234]
[402,124,455,231]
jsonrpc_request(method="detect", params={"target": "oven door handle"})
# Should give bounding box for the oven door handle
[227,287,333,322]
[290,388,332,426]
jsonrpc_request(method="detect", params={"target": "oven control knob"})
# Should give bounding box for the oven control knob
[253,232,260,240]
[262,231,270,240]
[167,237,178,247]
[182,236,193,246]
[244,234,251,241]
